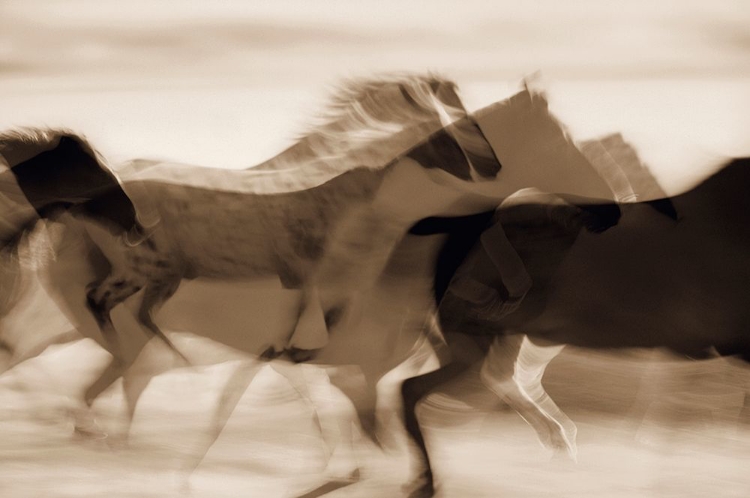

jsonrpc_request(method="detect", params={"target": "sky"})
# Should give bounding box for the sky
[2,0,748,88]
[0,0,748,188]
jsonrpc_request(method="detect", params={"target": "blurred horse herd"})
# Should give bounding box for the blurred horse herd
[0,74,748,497]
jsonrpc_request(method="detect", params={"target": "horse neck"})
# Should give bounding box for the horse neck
[251,120,445,176]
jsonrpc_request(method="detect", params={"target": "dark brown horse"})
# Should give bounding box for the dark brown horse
[400,158,750,497]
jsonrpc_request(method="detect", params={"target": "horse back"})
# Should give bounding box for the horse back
[121,166,386,283]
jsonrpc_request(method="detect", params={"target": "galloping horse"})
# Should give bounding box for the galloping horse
[401,155,749,497]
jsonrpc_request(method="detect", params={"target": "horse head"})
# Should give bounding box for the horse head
[0,128,140,236]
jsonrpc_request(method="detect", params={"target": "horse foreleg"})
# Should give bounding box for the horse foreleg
[72,356,124,439]
[86,280,128,361]
[74,278,132,439]
[74,330,149,442]
[283,286,330,362]
[325,365,383,447]
[82,275,165,441]
[272,363,362,495]
[122,337,178,442]
[480,334,576,459]
[182,359,264,477]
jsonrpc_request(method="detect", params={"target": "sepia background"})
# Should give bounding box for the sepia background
[1,1,749,496]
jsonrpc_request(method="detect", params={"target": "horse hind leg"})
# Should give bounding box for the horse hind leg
[265,285,329,363]
[401,357,474,498]
[480,334,576,459]
[136,279,189,364]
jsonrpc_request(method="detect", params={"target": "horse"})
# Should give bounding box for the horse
[400,156,749,497]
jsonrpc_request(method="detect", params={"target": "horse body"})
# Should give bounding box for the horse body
[516,159,750,357]
[116,167,386,282]
[403,157,750,497]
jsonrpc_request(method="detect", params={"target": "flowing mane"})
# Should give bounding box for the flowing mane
[119,74,484,194]
[119,74,503,196]
[253,73,472,173]
[581,133,669,203]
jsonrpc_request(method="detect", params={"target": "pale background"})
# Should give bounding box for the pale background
[1,0,749,190]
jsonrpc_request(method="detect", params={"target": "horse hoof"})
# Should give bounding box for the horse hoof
[71,406,108,440]
[287,347,320,363]
[105,434,131,451]
[260,346,282,360]
[73,426,109,441]
[403,472,436,498]
[546,429,577,462]
[551,447,578,465]
[404,483,435,498]
[293,470,360,498]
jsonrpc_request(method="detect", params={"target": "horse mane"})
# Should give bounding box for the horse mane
[580,133,668,203]
[299,73,462,143]
[254,73,473,173]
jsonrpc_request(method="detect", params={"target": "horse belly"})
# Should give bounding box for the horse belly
[528,223,750,353]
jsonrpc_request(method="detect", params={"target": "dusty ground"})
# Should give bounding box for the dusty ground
[1,341,749,498]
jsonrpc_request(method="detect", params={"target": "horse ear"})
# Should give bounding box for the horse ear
[0,131,63,169]
[522,73,549,108]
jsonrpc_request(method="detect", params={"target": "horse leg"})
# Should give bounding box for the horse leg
[181,359,264,478]
[72,357,125,439]
[136,279,189,365]
[75,275,145,438]
[480,334,576,458]
[119,369,151,442]
[85,276,138,362]
[119,348,177,446]
[112,284,187,442]
[325,366,382,447]
[272,363,362,497]
[268,285,329,362]
[401,353,474,498]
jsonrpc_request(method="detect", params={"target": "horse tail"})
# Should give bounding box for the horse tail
[0,234,30,319]
[0,172,39,320]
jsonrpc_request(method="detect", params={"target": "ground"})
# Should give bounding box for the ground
[1,338,749,497]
